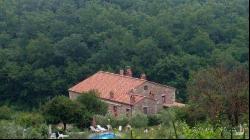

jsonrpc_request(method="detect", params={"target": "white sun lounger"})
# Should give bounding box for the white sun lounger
[97,125,107,132]
[90,126,101,133]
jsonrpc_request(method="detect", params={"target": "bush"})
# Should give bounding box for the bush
[175,121,222,139]
[24,124,49,139]
[131,112,148,128]
[0,106,14,120]
[158,109,176,126]
[95,115,109,127]
[95,113,129,128]
[147,114,161,126]
[66,131,90,139]
[117,115,129,127]
[76,91,108,115]
[15,112,45,127]
[172,107,188,121]
[0,120,24,139]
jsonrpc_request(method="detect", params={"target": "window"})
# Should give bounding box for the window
[126,108,130,117]
[144,85,148,90]
[143,107,148,115]
[162,95,166,103]
[113,106,118,117]
[149,91,154,98]
[130,95,135,103]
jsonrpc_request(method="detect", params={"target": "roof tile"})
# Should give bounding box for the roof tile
[69,71,146,105]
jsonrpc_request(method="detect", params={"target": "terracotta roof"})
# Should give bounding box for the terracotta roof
[69,71,147,105]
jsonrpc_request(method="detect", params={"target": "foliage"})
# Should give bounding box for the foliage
[116,115,129,127]
[0,0,248,108]
[187,65,249,126]
[0,106,14,120]
[74,91,108,128]
[41,96,84,130]
[76,90,108,116]
[24,124,49,139]
[95,113,129,128]
[66,131,90,139]
[119,121,249,139]
[15,112,45,127]
[147,114,161,126]
[158,108,176,126]
[131,112,148,128]
[0,120,24,139]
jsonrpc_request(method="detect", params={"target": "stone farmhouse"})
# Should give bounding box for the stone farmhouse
[68,67,184,117]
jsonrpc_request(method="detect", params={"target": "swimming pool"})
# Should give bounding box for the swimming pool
[89,132,117,139]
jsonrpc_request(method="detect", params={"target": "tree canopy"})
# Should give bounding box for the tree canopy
[0,0,248,109]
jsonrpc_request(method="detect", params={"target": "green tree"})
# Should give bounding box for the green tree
[76,90,108,116]
[41,96,83,131]
[188,65,249,128]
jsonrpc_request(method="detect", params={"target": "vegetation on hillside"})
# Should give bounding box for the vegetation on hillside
[0,0,248,109]
[0,0,248,139]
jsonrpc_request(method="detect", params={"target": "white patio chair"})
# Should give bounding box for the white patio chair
[107,124,113,131]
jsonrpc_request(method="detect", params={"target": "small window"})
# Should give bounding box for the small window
[144,85,148,90]
[113,106,118,117]
[113,106,117,111]
[143,107,148,114]
[162,95,166,103]
[130,95,135,103]
[149,91,154,98]
[126,108,130,117]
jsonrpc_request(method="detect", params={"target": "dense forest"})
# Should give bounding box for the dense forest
[0,0,249,109]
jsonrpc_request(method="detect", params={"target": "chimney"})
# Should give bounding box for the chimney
[119,69,124,75]
[140,73,146,80]
[125,66,132,77]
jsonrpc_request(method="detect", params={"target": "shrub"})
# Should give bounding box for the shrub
[158,109,175,126]
[117,115,129,127]
[131,112,148,128]
[95,113,129,128]
[24,124,49,139]
[76,90,108,115]
[147,114,161,126]
[172,107,188,121]
[15,112,45,127]
[0,120,24,139]
[176,121,222,139]
[0,106,14,120]
[66,131,91,139]
[95,115,109,127]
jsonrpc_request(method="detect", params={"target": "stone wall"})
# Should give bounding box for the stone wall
[133,98,157,115]
[133,81,176,112]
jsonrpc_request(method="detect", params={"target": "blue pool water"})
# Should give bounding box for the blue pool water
[89,132,117,139]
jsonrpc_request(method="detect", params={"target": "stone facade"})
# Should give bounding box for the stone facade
[132,81,176,113]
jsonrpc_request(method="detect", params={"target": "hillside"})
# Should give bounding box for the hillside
[0,0,249,109]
